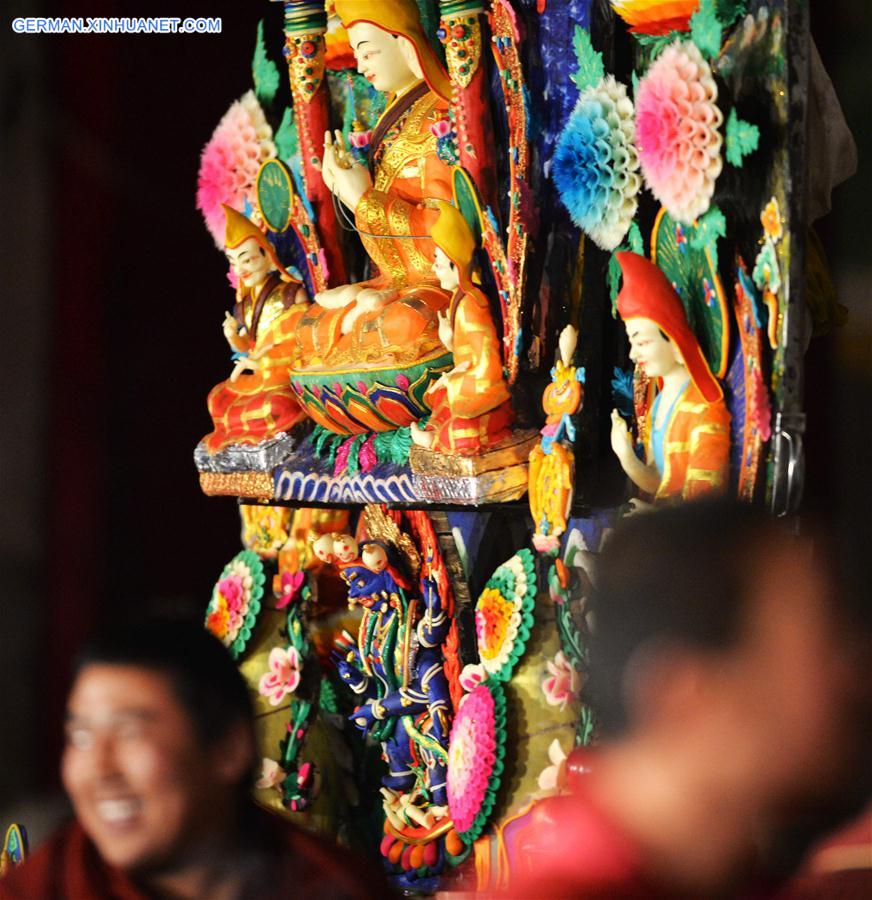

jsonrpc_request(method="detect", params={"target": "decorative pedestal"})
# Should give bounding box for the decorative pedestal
[409,431,538,504]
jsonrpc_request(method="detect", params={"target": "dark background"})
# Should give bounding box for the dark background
[0,0,869,818]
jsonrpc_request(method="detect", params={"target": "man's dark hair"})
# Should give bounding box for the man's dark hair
[589,501,784,737]
[74,620,254,748]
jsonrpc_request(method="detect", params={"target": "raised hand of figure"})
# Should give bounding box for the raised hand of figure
[330,645,368,694]
[610,408,635,465]
[437,310,454,352]
[349,700,378,733]
[222,311,246,352]
[318,129,372,211]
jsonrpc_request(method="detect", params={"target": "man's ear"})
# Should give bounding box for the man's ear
[397,35,424,80]
[210,720,256,785]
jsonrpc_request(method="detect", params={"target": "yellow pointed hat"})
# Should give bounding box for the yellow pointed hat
[432,201,475,270]
[432,199,486,295]
[334,0,452,101]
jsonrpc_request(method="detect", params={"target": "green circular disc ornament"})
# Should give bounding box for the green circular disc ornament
[204,549,266,661]
[256,159,294,233]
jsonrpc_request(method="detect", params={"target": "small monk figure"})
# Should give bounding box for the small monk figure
[410,201,514,455]
[202,206,309,453]
[609,251,730,503]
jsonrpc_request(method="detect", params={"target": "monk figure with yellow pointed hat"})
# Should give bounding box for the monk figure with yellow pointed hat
[410,201,514,455]
[287,0,455,377]
[610,252,730,504]
[202,206,310,453]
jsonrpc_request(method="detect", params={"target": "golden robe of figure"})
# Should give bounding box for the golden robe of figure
[292,0,456,372]
[411,201,514,455]
[203,206,309,452]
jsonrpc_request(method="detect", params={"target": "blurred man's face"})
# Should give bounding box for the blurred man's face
[61,664,215,873]
[728,540,864,809]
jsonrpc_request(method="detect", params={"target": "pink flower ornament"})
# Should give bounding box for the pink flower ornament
[537,738,569,793]
[348,130,372,149]
[542,650,581,710]
[430,118,452,139]
[258,646,302,706]
[256,757,287,792]
[447,685,498,834]
[197,91,277,247]
[275,570,305,610]
[216,574,246,630]
[635,40,723,224]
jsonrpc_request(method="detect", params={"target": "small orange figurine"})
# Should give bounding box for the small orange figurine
[410,201,514,456]
[202,206,309,453]
[529,326,585,553]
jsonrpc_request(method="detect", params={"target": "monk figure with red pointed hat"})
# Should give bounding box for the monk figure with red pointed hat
[610,252,730,504]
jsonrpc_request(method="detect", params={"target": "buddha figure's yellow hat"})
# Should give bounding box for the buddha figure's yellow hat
[432,201,476,271]
[334,0,452,101]
[224,204,267,250]
[223,205,295,281]
[432,199,487,295]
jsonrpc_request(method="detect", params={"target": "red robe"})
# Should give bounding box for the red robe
[0,812,390,899]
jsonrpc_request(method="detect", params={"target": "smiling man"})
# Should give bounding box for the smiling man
[0,622,385,899]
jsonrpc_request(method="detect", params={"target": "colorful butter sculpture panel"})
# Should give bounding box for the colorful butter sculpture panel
[194,0,541,507]
[191,0,819,893]
[192,0,811,510]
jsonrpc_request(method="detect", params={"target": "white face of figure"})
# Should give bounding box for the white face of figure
[332,533,359,564]
[432,246,459,291]
[624,317,684,379]
[225,238,273,290]
[311,533,335,565]
[347,22,420,95]
[361,543,388,573]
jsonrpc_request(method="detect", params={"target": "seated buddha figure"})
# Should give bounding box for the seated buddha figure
[410,201,515,455]
[202,206,309,453]
[609,252,730,503]
[292,0,455,372]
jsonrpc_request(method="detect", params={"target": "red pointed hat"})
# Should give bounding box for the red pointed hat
[616,252,722,403]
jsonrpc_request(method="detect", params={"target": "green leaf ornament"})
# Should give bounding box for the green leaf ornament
[691,0,723,60]
[689,206,726,270]
[252,20,280,105]
[275,107,298,163]
[571,26,605,93]
[725,108,760,167]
